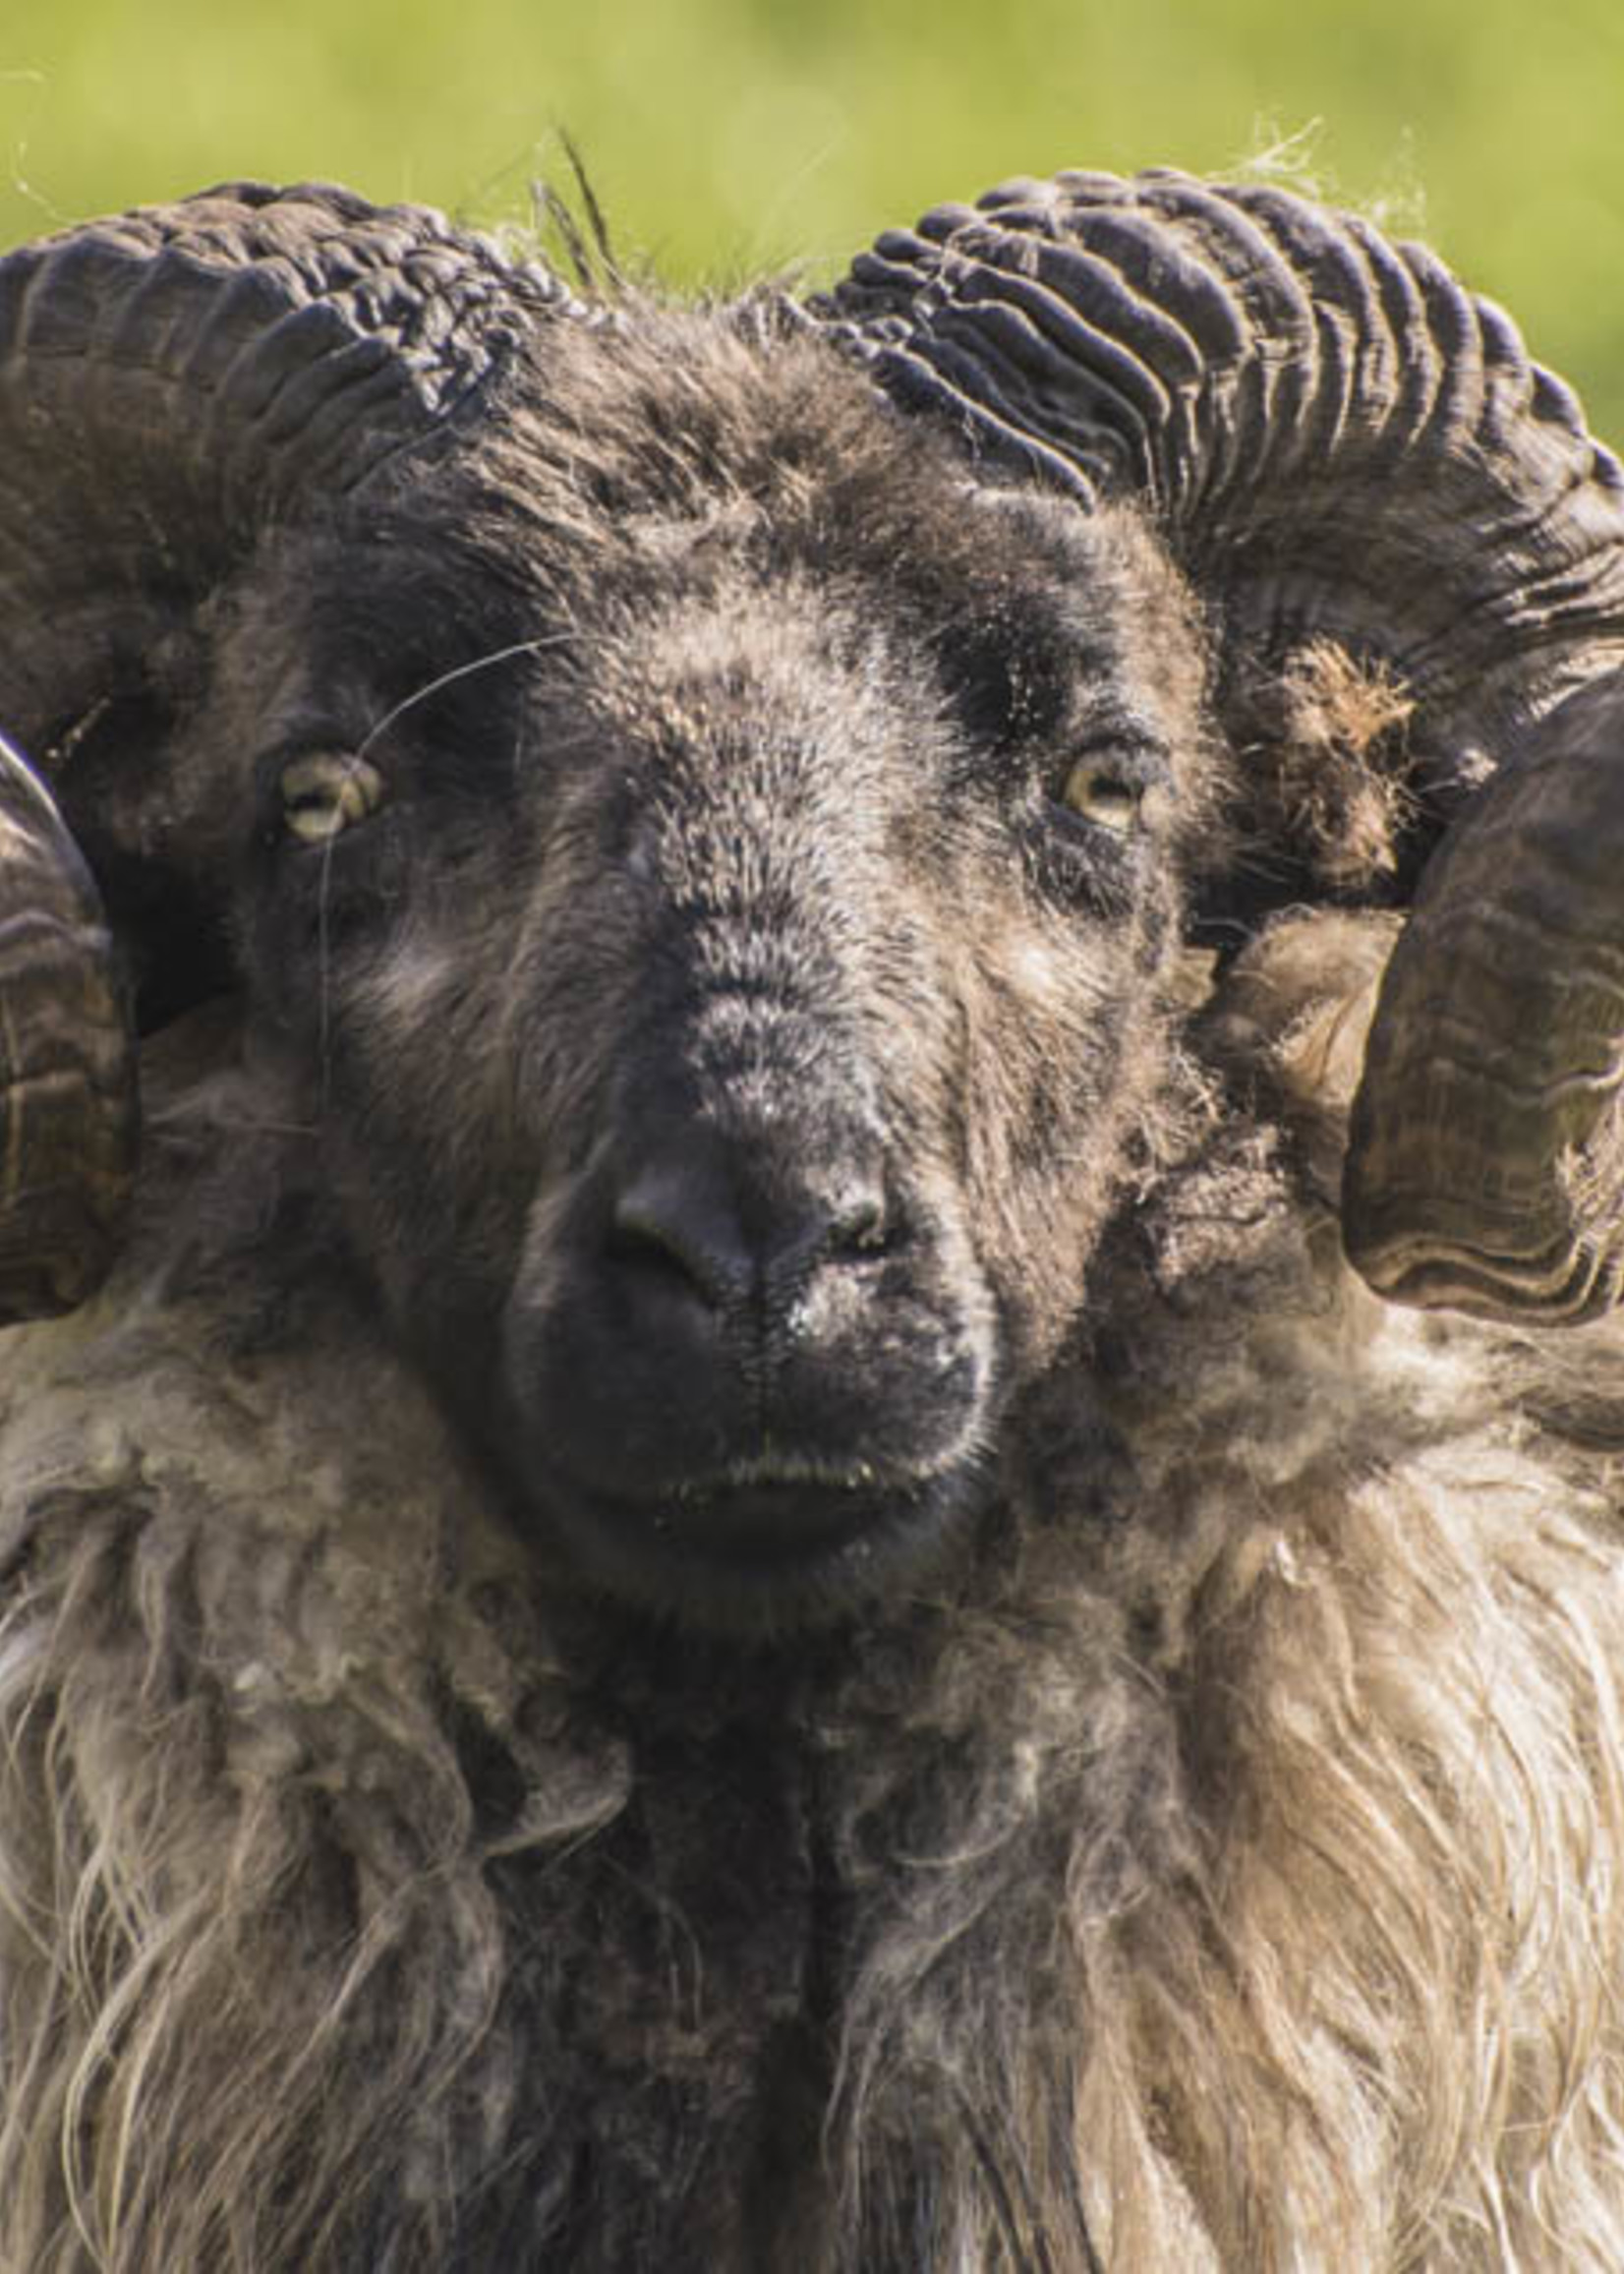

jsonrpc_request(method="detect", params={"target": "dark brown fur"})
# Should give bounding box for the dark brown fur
[5,310,1624,2273]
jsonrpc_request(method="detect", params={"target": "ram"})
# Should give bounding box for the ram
[2,164,1624,2273]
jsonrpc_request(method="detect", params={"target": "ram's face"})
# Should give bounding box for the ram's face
[222,342,1214,1626]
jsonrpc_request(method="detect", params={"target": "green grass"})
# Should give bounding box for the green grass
[5,0,1622,434]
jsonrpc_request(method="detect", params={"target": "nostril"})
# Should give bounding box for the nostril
[827,1181,896,1261]
[608,1167,752,1310]
[602,1141,901,1320]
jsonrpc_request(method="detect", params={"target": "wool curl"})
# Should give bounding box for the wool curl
[4,923,1624,2272]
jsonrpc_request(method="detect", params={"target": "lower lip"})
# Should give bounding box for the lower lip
[528,1462,984,1621]
[576,1470,912,1566]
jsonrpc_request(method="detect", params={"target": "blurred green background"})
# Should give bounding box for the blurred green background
[4,0,1622,435]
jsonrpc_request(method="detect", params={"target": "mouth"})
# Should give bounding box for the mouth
[526,1455,994,1633]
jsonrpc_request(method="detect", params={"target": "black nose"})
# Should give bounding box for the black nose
[500,1104,992,1575]
[606,1125,893,1319]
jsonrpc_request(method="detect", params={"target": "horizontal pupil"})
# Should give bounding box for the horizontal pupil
[279,756,382,840]
[1065,763,1138,818]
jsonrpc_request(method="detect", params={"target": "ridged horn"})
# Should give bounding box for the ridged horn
[0,732,135,1321]
[812,167,1624,1321]
[1343,669,1624,1318]
[0,182,576,1321]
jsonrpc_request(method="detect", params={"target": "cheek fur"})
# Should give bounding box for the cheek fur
[950,907,1178,1358]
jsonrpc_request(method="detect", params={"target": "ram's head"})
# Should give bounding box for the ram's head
[4,174,1624,1627]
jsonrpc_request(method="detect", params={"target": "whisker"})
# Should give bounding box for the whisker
[357,636,572,761]
[317,832,336,1112]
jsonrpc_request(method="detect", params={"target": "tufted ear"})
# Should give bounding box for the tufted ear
[0,182,581,1322]
[810,167,1624,1319]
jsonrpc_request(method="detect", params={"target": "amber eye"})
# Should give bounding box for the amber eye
[280,752,385,844]
[1060,757,1142,833]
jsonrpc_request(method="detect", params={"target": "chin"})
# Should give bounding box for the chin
[520,1457,998,1639]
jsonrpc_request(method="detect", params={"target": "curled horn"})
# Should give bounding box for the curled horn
[812,166,1624,1322]
[0,733,134,1321]
[0,181,576,1322]
[1345,669,1624,1317]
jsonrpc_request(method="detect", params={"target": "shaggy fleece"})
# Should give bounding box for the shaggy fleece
[4,927,1624,2272]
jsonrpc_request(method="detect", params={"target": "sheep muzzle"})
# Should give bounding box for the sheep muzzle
[496,1095,1001,1626]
